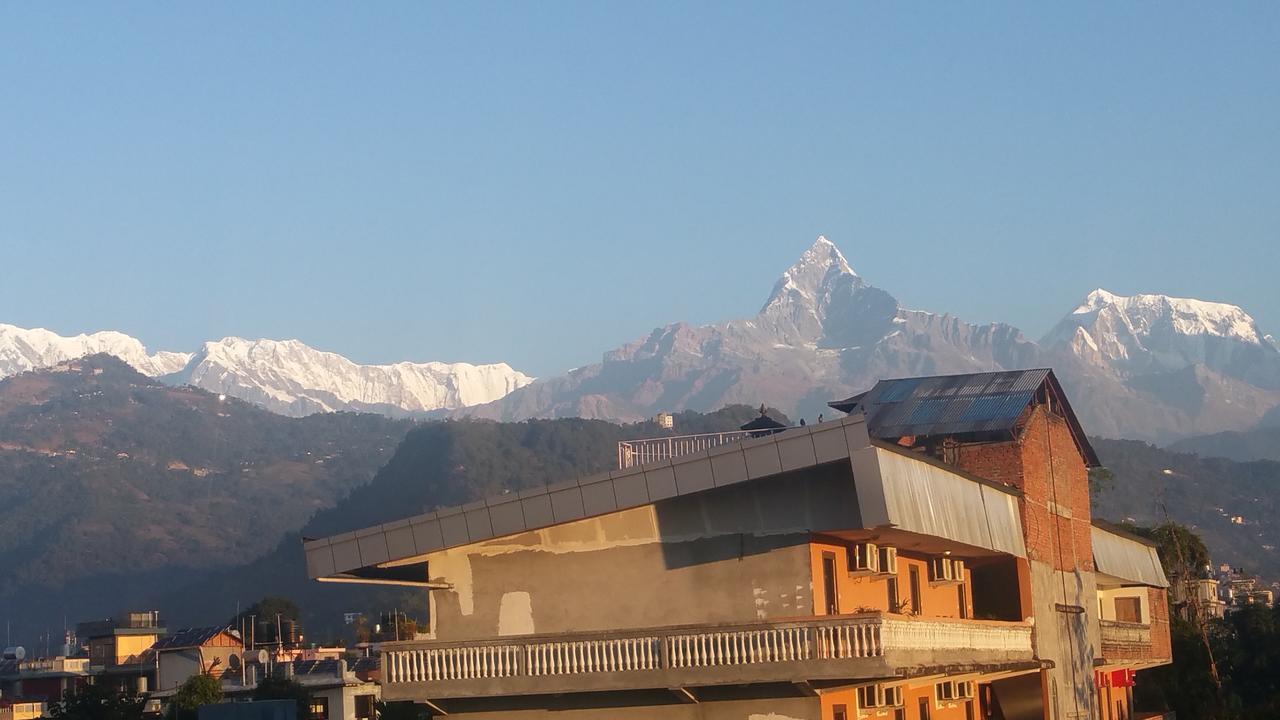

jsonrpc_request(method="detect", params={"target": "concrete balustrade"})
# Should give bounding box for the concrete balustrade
[380,613,1034,701]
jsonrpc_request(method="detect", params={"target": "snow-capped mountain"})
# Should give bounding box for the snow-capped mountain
[464,236,1042,424]
[0,323,191,378]
[464,236,1280,443]
[0,325,532,417]
[1042,289,1278,379]
[1039,288,1280,440]
[172,337,533,417]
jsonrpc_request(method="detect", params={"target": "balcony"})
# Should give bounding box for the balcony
[1099,620,1153,660]
[617,431,757,469]
[380,613,1034,702]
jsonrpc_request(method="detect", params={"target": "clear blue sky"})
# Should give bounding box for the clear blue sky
[2,3,1276,376]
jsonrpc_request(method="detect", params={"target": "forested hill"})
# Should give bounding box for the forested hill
[0,355,412,648]
[149,406,788,637]
[1091,437,1280,581]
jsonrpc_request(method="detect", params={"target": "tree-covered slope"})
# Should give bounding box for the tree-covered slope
[1091,437,1280,580]
[0,355,412,647]
[147,406,787,638]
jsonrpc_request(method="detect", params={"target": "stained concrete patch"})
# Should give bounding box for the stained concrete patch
[497,591,534,636]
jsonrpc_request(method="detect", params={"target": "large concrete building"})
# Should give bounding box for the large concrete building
[304,370,1172,720]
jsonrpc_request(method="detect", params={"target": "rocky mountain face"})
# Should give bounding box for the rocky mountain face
[1043,290,1280,441]
[0,355,412,643]
[0,327,533,417]
[466,237,1280,443]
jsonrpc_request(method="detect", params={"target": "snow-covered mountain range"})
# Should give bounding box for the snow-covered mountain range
[172,337,533,417]
[462,237,1280,443]
[5,236,1276,441]
[0,324,192,378]
[0,326,532,417]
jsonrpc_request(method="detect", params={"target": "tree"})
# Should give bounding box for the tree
[48,684,145,720]
[232,596,302,646]
[167,673,223,719]
[253,675,312,718]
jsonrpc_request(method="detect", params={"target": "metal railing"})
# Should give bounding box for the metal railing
[616,431,757,469]
[381,614,1033,686]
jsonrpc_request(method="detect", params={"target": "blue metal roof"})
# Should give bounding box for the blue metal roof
[830,369,1099,466]
[153,626,239,650]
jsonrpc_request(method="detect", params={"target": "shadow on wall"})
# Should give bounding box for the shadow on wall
[653,462,862,571]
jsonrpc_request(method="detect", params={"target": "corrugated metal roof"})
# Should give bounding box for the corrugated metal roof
[1092,525,1169,588]
[153,626,239,650]
[874,446,1026,557]
[829,369,1100,467]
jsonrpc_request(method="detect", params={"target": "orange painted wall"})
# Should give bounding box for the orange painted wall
[809,539,973,620]
[1098,684,1131,720]
[819,684,978,720]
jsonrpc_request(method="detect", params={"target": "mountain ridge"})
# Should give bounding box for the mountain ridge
[460,237,1279,443]
[0,326,533,418]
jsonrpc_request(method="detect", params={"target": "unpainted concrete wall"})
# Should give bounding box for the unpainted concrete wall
[424,466,860,640]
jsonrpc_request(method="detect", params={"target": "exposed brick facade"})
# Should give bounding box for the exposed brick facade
[955,406,1094,573]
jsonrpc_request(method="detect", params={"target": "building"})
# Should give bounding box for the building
[78,610,165,694]
[0,656,90,704]
[303,369,1172,720]
[654,412,675,430]
[154,627,245,692]
[0,698,47,720]
[221,659,380,720]
[1169,576,1228,620]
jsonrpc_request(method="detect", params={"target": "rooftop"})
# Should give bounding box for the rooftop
[829,368,1099,467]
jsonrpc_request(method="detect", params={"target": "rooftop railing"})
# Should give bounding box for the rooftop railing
[616,431,758,469]
[380,613,1033,701]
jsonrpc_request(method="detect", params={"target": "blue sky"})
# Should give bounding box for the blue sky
[2,3,1276,376]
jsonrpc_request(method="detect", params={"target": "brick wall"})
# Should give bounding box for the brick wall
[955,405,1094,573]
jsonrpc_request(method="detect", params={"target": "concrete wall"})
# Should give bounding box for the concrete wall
[441,697,822,720]
[311,684,379,720]
[425,466,859,640]
[158,647,241,691]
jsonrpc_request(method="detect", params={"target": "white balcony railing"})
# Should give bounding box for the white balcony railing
[617,431,757,469]
[382,614,1032,686]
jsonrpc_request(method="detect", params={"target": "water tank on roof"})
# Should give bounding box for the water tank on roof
[3,646,26,660]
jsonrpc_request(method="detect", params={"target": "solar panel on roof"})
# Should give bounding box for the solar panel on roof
[877,378,921,403]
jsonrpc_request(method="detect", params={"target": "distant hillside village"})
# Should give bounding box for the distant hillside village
[0,605,396,719]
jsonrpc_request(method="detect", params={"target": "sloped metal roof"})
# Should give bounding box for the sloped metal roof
[829,369,1099,467]
[1092,524,1169,588]
[153,626,239,650]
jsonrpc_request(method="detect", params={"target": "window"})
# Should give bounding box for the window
[894,709,906,720]
[355,695,376,720]
[919,696,932,720]
[958,584,968,619]
[1115,597,1142,623]
[965,700,975,720]
[909,565,922,614]
[833,704,848,720]
[822,552,840,615]
[308,697,329,720]
[887,576,900,612]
